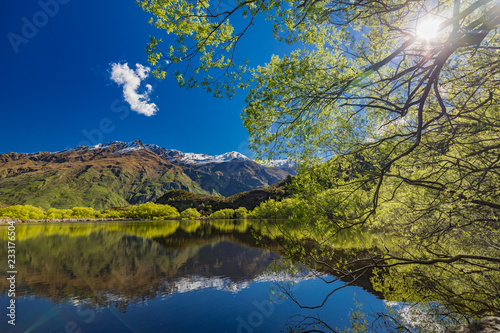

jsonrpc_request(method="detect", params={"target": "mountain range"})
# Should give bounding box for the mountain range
[0,140,295,210]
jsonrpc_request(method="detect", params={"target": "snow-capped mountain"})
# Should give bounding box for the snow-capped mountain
[164,150,252,165]
[143,143,252,165]
[61,140,291,166]
[0,140,296,209]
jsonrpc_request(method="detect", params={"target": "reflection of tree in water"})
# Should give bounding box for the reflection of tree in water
[265,218,499,332]
[369,241,500,331]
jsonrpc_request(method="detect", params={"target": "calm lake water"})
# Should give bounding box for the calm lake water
[0,220,389,333]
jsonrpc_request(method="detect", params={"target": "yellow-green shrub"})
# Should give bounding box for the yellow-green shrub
[210,208,236,219]
[70,207,101,218]
[252,198,308,219]
[101,209,127,218]
[0,205,46,219]
[180,208,201,219]
[234,207,250,218]
[125,202,180,219]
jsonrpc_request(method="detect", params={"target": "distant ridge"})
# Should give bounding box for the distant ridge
[0,140,296,210]
[37,140,296,168]
[155,177,293,214]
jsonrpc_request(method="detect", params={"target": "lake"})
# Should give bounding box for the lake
[0,220,392,332]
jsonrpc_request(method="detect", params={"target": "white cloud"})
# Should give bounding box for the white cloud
[110,62,158,117]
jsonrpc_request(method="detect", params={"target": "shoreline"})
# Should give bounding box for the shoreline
[0,217,253,223]
[0,217,145,223]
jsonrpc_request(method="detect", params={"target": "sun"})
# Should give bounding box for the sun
[416,18,442,40]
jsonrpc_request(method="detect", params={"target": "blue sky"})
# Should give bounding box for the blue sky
[0,0,285,156]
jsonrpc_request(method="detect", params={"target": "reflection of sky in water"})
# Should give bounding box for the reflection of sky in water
[0,221,388,332]
[2,278,386,333]
[385,301,452,333]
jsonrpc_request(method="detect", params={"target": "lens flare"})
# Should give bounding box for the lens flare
[416,18,441,40]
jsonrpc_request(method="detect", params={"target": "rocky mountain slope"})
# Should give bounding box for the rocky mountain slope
[0,140,295,210]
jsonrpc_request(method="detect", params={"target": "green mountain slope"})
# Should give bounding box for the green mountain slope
[0,164,206,210]
[0,145,208,210]
[0,141,293,210]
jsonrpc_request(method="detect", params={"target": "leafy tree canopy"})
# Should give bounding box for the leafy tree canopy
[139,0,500,229]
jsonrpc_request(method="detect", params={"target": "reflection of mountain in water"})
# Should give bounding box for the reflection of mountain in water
[168,240,277,283]
[0,222,279,306]
[0,221,381,308]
